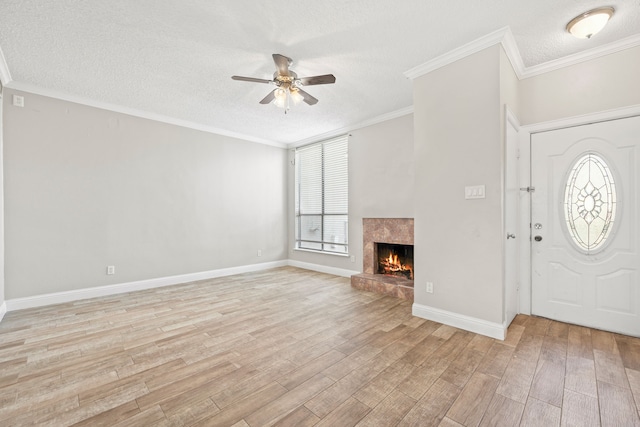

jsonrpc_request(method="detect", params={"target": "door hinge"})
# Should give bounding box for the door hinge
[520,186,535,193]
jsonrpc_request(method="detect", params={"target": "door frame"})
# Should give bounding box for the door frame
[518,104,640,315]
[504,107,521,326]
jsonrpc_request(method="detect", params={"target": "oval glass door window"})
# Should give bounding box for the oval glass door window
[564,152,617,252]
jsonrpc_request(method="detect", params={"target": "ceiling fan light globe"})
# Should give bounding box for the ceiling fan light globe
[274,88,287,108]
[290,89,304,105]
[274,87,286,99]
[274,97,286,109]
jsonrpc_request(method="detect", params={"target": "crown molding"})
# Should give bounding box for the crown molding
[4,29,639,146]
[405,27,640,82]
[5,81,287,148]
[519,33,640,79]
[500,28,526,79]
[0,45,12,86]
[404,27,511,80]
[288,105,414,148]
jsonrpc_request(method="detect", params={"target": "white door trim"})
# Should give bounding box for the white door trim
[523,104,640,134]
[519,103,640,315]
[504,106,521,325]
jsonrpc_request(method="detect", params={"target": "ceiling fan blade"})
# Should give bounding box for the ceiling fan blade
[298,74,336,86]
[272,54,292,76]
[297,88,318,105]
[259,90,276,104]
[232,75,272,84]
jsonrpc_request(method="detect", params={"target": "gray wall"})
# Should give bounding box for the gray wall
[519,45,640,125]
[4,89,288,299]
[288,114,414,273]
[413,46,505,324]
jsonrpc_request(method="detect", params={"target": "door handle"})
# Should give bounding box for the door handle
[534,235,543,242]
[507,233,516,239]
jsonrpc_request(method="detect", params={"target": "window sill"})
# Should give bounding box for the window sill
[293,248,349,257]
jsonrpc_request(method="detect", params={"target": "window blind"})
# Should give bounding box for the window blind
[295,135,348,254]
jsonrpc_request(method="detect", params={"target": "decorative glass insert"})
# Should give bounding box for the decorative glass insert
[564,152,616,252]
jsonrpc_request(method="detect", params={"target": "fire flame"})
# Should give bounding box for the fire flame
[388,253,399,266]
[380,250,413,279]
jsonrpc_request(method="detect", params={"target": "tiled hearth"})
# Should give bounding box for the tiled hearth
[351,218,414,300]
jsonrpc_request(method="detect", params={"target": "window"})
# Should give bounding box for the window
[564,152,617,252]
[295,135,348,254]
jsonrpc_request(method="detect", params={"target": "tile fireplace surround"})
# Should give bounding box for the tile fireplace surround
[351,218,414,300]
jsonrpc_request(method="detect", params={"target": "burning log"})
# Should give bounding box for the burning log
[378,250,413,280]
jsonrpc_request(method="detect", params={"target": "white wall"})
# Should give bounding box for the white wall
[287,114,414,273]
[519,45,640,125]
[3,89,288,299]
[413,45,504,325]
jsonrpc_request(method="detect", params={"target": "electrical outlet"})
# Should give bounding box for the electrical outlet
[426,282,433,293]
[350,255,356,263]
[257,249,262,257]
[107,265,115,275]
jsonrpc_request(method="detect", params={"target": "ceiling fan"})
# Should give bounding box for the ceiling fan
[232,54,336,112]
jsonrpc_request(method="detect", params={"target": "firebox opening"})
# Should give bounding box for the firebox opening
[375,243,414,280]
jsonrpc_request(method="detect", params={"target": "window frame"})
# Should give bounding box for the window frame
[294,135,349,255]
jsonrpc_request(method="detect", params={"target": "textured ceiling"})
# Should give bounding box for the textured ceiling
[1,0,639,145]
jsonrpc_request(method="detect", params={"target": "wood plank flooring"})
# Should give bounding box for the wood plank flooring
[1,266,639,426]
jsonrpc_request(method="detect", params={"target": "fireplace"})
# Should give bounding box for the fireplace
[351,218,414,300]
[376,243,414,279]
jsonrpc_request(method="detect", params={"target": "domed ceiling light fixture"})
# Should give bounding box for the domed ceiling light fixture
[566,7,615,39]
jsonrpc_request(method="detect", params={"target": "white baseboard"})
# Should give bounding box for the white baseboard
[2,259,358,316]
[5,260,288,312]
[412,302,507,340]
[287,260,360,278]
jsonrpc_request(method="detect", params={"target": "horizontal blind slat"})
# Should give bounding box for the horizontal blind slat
[295,135,348,252]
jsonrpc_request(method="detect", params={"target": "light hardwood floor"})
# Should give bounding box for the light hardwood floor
[1,267,639,426]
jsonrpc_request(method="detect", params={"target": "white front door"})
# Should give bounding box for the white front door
[531,116,640,337]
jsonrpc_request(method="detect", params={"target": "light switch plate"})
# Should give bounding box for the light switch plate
[465,185,485,199]
[12,95,24,107]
